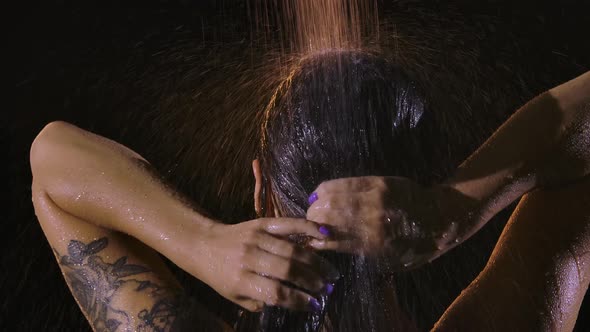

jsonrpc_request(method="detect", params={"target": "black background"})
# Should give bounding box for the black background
[5,0,590,330]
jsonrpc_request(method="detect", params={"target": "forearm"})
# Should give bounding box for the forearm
[30,121,215,267]
[446,72,590,236]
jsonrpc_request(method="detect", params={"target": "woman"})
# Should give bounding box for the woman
[246,51,590,331]
[30,50,589,331]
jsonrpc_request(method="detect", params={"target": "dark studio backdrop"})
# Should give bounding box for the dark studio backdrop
[5,0,590,330]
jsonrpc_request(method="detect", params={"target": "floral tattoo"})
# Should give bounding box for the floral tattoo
[55,237,180,332]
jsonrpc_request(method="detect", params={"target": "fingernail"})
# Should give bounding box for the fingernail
[318,226,331,237]
[308,192,318,205]
[323,283,335,295]
[308,297,321,312]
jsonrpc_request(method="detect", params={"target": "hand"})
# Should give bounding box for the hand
[306,176,480,269]
[193,218,339,312]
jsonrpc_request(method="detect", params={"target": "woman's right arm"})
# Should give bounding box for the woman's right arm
[31,121,338,316]
[32,181,234,331]
[31,122,236,330]
[30,121,216,270]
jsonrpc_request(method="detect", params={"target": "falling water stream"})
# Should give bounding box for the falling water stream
[220,1,424,331]
[145,2,538,331]
[248,0,379,53]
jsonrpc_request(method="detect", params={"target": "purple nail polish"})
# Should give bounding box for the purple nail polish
[308,192,318,205]
[324,283,335,295]
[308,298,321,312]
[319,226,331,237]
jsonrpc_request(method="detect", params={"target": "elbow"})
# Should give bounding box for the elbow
[30,121,74,184]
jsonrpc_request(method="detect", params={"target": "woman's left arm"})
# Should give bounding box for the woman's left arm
[432,174,590,332]
[306,71,590,267]
[427,72,590,331]
[442,70,590,241]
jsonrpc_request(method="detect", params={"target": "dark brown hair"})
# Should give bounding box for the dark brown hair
[253,50,430,332]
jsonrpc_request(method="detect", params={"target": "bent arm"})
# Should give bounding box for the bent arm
[31,121,233,330]
[433,175,590,332]
[433,71,590,331]
[30,121,216,279]
[33,185,232,331]
[446,71,590,239]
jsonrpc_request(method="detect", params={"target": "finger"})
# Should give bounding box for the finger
[242,272,319,311]
[262,218,328,239]
[307,191,386,224]
[244,247,325,293]
[253,160,263,215]
[313,176,381,196]
[309,192,368,212]
[308,238,359,254]
[306,207,353,228]
[256,233,340,280]
[237,298,265,312]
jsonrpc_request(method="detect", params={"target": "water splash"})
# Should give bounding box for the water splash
[248,0,379,54]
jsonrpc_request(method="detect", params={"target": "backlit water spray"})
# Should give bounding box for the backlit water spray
[237,1,401,332]
[137,2,530,331]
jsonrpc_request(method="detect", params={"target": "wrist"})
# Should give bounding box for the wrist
[142,206,217,263]
[432,183,487,243]
[167,217,224,285]
[442,158,537,230]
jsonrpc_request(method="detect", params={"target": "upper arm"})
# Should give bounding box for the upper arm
[32,183,189,331]
[433,176,590,332]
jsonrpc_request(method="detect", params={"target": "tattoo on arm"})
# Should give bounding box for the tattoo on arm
[55,237,181,332]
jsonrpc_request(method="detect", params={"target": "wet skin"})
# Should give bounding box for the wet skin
[31,72,589,331]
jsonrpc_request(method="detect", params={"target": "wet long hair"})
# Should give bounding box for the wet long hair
[240,50,433,331]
